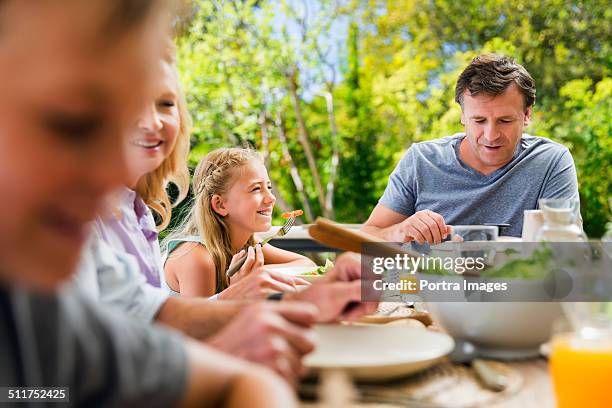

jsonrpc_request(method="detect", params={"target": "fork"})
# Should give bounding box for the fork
[225,214,297,278]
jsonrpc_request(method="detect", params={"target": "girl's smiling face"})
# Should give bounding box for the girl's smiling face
[215,160,276,235]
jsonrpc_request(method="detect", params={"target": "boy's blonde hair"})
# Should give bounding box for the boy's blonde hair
[165,147,262,293]
[135,41,190,231]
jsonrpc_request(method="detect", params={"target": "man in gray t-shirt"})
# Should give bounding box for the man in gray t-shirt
[363,54,579,241]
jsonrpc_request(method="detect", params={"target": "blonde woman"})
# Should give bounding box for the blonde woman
[93,44,190,287]
[164,147,316,298]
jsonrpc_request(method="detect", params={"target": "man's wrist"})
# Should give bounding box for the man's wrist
[279,290,300,302]
[266,292,284,301]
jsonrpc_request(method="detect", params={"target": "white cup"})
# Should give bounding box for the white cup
[522,210,544,241]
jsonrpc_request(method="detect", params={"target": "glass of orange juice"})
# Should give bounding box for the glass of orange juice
[550,302,612,408]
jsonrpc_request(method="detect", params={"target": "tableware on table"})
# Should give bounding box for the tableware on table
[427,302,564,359]
[449,340,509,391]
[549,270,612,407]
[450,225,499,242]
[550,330,612,408]
[263,264,322,283]
[483,223,511,228]
[308,217,422,258]
[301,360,524,407]
[355,302,433,326]
[449,225,499,269]
[304,324,454,381]
[521,209,544,241]
[496,236,522,242]
[535,198,586,242]
[226,213,296,278]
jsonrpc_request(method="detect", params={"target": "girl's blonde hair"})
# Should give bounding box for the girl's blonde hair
[135,41,190,231]
[165,147,262,293]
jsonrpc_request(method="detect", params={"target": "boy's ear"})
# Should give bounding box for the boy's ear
[211,194,228,217]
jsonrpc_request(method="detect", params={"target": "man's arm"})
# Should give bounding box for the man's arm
[180,339,297,408]
[362,203,410,240]
[75,232,247,340]
[364,146,451,244]
[156,296,245,341]
[540,149,580,200]
[362,204,451,244]
[15,287,293,408]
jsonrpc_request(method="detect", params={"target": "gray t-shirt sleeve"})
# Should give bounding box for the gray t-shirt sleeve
[379,147,417,216]
[5,288,188,407]
[540,148,580,201]
[539,148,582,225]
[74,232,169,323]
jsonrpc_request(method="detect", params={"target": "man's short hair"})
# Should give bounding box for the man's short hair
[455,54,536,109]
[0,0,162,38]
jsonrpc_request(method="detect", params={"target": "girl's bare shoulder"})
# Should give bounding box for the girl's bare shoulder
[167,241,215,272]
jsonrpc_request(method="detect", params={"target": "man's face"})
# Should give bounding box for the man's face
[459,84,532,175]
[0,1,161,292]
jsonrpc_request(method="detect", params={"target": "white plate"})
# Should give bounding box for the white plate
[304,324,454,381]
[496,236,522,242]
[264,265,323,283]
[264,265,317,275]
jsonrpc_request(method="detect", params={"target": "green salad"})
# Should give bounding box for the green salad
[417,245,555,279]
[300,259,334,276]
[483,245,554,279]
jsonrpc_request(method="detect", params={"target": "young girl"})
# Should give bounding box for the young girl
[164,147,316,297]
[87,45,305,301]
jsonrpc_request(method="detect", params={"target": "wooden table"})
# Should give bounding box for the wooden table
[301,303,557,408]
[302,359,555,407]
[490,359,555,408]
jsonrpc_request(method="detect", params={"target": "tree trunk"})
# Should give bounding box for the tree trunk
[320,88,339,219]
[286,69,327,212]
[259,111,292,214]
[275,111,315,223]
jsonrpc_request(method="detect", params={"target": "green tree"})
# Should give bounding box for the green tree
[353,0,611,235]
[174,0,611,236]
[534,78,612,236]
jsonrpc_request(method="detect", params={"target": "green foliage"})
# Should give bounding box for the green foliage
[175,0,611,236]
[534,78,612,237]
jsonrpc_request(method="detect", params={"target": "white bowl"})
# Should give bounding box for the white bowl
[427,302,563,359]
[304,324,454,381]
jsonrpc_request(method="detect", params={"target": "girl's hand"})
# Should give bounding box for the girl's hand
[220,268,309,300]
[229,244,265,284]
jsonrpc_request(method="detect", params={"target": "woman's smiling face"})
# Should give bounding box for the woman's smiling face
[126,60,180,185]
[0,1,162,291]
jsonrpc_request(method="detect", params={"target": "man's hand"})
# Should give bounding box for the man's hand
[219,269,308,300]
[206,302,317,387]
[386,210,451,244]
[284,253,378,323]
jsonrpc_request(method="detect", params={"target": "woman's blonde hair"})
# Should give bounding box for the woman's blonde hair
[165,147,262,293]
[135,40,190,231]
